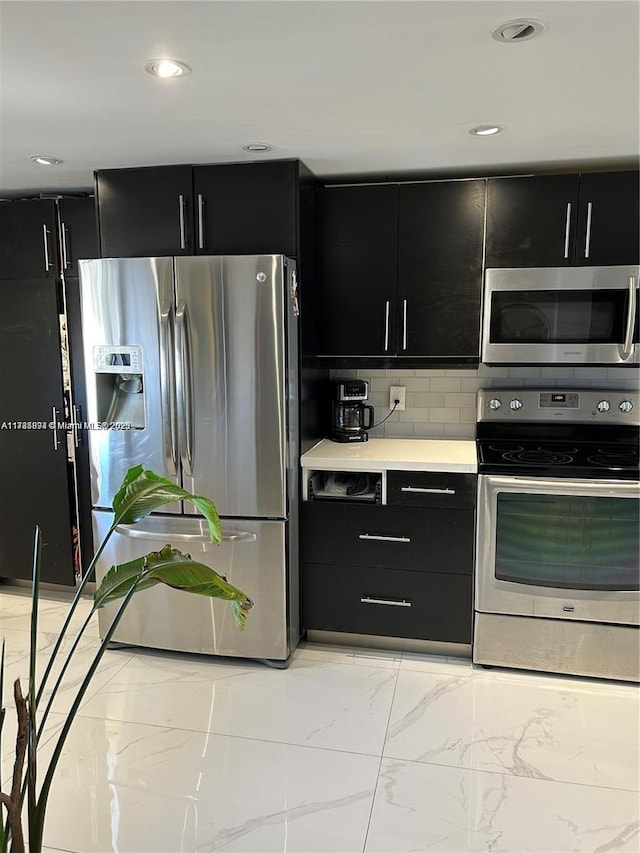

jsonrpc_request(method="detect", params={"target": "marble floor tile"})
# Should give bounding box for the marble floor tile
[384,668,640,791]
[79,652,399,756]
[42,715,380,853]
[0,590,98,637]
[365,758,640,852]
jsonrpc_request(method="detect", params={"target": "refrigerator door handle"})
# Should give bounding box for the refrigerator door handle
[176,299,194,475]
[160,301,178,474]
[114,525,257,544]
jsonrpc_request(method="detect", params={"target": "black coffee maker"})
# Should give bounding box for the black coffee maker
[330,379,374,443]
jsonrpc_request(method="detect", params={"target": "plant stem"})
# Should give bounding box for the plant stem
[36,522,115,706]
[29,585,137,853]
[36,609,94,745]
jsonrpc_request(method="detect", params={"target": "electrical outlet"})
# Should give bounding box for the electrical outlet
[389,385,406,411]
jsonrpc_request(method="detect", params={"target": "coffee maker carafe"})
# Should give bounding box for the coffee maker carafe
[330,379,374,443]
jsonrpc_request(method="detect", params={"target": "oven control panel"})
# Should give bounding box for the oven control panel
[478,388,639,425]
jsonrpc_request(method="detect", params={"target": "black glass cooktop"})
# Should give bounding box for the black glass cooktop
[477,439,640,480]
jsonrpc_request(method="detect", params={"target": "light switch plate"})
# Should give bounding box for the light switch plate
[389,385,406,410]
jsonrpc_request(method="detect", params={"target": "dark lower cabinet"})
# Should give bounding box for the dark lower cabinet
[303,564,472,643]
[301,471,475,644]
[0,280,76,585]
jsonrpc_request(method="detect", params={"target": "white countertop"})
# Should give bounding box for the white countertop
[301,438,477,473]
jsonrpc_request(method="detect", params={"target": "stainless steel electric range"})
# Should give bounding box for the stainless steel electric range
[474,387,639,682]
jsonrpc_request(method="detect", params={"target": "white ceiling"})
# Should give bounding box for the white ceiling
[1,0,639,196]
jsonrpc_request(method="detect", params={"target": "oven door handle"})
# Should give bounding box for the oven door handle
[482,475,640,497]
[621,275,637,361]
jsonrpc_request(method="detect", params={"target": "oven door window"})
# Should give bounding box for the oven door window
[495,493,639,591]
[489,290,630,344]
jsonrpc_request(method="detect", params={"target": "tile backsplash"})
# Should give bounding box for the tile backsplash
[330,367,640,439]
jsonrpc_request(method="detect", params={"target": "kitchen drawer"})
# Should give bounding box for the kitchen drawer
[387,470,476,509]
[302,562,472,643]
[301,502,474,575]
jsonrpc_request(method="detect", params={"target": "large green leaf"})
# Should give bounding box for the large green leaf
[94,545,253,631]
[112,466,221,543]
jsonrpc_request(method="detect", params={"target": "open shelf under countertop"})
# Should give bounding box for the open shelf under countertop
[300,438,478,474]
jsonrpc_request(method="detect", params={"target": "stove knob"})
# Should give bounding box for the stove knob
[509,398,523,411]
[597,400,611,413]
[488,398,501,410]
[619,400,634,413]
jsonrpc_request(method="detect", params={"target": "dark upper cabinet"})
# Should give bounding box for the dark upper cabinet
[574,171,639,265]
[318,184,398,356]
[96,165,195,257]
[0,199,59,279]
[96,160,307,260]
[193,161,298,257]
[58,197,100,275]
[317,180,485,362]
[486,171,639,268]
[397,180,485,360]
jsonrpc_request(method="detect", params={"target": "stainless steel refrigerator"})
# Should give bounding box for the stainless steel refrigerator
[79,255,300,665]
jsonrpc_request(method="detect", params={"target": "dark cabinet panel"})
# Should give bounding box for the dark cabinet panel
[96,165,194,257]
[303,563,472,644]
[318,184,398,356]
[397,180,485,359]
[0,199,59,279]
[485,175,579,268]
[58,197,99,276]
[193,161,298,257]
[486,171,639,268]
[302,502,474,575]
[574,171,639,265]
[387,470,476,509]
[0,280,75,585]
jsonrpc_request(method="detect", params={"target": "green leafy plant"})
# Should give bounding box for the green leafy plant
[0,465,253,853]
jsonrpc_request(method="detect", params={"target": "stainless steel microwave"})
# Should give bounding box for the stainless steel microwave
[482,266,639,366]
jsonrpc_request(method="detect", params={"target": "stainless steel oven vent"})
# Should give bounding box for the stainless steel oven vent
[491,19,546,43]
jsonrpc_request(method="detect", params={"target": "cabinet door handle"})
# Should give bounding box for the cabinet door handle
[584,201,593,258]
[42,225,54,272]
[197,194,205,250]
[72,404,82,447]
[178,195,187,250]
[401,486,455,495]
[51,406,60,451]
[563,203,571,259]
[621,276,637,360]
[383,300,390,352]
[61,223,70,270]
[358,533,411,543]
[361,596,412,607]
[402,298,408,350]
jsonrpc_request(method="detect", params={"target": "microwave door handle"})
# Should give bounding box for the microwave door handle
[621,276,637,360]
[176,300,194,475]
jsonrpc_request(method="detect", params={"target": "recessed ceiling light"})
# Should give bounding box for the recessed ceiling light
[469,125,503,136]
[30,155,64,166]
[241,143,275,152]
[491,18,546,42]
[144,58,191,78]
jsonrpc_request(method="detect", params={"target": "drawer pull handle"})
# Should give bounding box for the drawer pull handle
[361,596,412,608]
[358,534,411,543]
[401,486,456,495]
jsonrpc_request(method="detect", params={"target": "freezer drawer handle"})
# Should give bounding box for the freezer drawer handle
[115,525,257,544]
[361,596,412,608]
[401,486,455,495]
[358,533,411,543]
